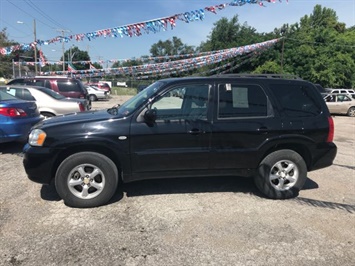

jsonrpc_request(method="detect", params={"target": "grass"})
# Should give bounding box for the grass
[111,87,137,96]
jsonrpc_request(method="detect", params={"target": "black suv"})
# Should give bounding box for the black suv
[23,75,337,208]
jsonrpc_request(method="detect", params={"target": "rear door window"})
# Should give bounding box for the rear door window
[217,84,268,118]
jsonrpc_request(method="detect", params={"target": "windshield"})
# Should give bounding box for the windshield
[108,81,164,117]
[36,87,65,99]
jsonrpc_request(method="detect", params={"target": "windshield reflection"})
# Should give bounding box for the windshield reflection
[108,81,164,117]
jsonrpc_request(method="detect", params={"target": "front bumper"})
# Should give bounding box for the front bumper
[23,144,59,184]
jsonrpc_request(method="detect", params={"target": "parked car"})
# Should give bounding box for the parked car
[325,88,355,99]
[0,90,43,143]
[0,85,90,118]
[23,74,337,208]
[323,93,355,117]
[86,82,111,94]
[85,86,109,101]
[7,76,90,102]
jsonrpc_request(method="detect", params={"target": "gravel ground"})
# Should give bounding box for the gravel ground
[0,95,354,266]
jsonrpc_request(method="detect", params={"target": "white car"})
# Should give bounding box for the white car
[0,85,89,118]
[323,93,355,117]
[325,88,355,99]
[85,86,109,101]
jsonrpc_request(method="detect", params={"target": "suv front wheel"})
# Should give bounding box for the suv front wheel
[55,152,118,208]
[254,149,307,199]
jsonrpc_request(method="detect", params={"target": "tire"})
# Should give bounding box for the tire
[55,152,118,208]
[89,94,97,102]
[347,107,355,117]
[254,149,307,199]
[41,112,55,118]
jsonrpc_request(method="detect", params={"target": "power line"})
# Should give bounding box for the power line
[0,18,30,37]
[5,0,66,31]
[23,0,69,31]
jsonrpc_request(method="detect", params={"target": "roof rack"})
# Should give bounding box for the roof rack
[34,75,69,78]
[213,74,302,80]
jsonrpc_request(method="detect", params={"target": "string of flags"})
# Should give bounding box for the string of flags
[0,0,288,56]
[32,38,280,77]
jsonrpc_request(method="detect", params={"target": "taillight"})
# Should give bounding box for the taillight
[0,107,27,117]
[78,103,85,112]
[327,116,334,142]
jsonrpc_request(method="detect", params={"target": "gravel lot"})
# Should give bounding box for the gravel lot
[0,95,354,266]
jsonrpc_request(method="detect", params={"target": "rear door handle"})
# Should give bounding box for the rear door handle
[257,127,268,133]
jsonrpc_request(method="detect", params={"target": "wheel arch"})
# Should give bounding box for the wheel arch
[39,109,56,117]
[260,142,312,171]
[51,144,123,182]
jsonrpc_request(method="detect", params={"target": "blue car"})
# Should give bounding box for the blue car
[0,90,43,143]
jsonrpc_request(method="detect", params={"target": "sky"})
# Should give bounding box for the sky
[0,0,354,65]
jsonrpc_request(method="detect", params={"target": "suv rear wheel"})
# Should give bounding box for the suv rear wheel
[55,152,118,208]
[254,149,307,199]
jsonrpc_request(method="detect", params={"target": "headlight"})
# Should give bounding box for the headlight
[28,129,47,146]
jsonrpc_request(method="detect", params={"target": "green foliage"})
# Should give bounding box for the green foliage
[253,61,281,74]
[150,36,195,57]
[62,46,90,70]
[0,28,20,78]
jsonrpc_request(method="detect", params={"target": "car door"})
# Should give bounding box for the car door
[210,82,276,170]
[324,94,337,113]
[336,94,353,114]
[129,82,212,177]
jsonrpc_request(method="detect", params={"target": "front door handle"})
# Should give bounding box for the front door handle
[188,128,204,135]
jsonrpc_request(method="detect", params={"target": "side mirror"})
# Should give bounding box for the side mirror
[144,108,157,124]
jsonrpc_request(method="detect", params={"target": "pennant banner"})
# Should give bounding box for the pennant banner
[36,38,280,77]
[0,0,287,55]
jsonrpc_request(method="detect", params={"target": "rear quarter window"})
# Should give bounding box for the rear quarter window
[269,83,322,117]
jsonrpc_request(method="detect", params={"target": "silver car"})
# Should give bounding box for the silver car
[85,85,108,101]
[323,93,355,117]
[0,85,89,118]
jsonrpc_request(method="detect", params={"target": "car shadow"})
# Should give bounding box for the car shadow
[40,176,319,206]
[40,176,261,204]
[0,141,25,155]
[302,177,319,190]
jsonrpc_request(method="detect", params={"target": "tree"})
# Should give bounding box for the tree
[280,5,355,87]
[0,28,20,78]
[150,36,195,58]
[62,46,90,71]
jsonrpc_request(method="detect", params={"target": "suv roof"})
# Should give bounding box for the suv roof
[213,73,303,80]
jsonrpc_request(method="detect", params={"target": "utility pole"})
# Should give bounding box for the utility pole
[57,29,71,73]
[12,59,15,78]
[280,37,285,75]
[33,19,38,75]
[61,30,65,72]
